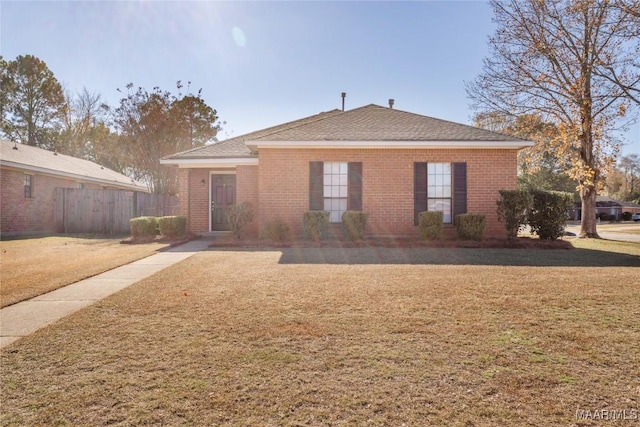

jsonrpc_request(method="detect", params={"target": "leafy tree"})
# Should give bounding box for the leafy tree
[0,54,66,148]
[605,154,640,201]
[467,0,640,238]
[474,112,579,195]
[111,82,220,194]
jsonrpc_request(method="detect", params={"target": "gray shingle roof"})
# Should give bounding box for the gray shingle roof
[0,139,148,191]
[164,104,528,160]
[165,109,343,159]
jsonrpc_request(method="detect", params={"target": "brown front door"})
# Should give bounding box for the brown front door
[211,174,236,231]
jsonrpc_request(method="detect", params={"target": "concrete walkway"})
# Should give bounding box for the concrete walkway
[0,239,211,349]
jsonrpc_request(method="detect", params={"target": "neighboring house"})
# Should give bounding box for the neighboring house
[1,140,148,234]
[571,196,640,220]
[161,104,534,238]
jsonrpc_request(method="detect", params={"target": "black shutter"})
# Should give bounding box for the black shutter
[309,162,324,210]
[453,162,467,222]
[347,162,363,211]
[414,162,428,225]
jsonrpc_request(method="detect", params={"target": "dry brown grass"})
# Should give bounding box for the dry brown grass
[0,235,168,307]
[1,242,639,426]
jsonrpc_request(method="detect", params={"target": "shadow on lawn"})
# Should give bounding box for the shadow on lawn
[211,246,639,267]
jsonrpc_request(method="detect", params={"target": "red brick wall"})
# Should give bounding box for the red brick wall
[236,165,259,237]
[184,169,211,233]
[257,148,518,238]
[1,167,113,233]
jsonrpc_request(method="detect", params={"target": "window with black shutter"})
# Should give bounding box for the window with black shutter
[413,162,466,225]
[309,161,363,223]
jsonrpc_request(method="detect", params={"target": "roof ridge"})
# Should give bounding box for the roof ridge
[369,105,531,142]
[236,109,343,142]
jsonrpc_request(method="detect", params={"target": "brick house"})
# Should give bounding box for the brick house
[1,140,148,234]
[161,104,533,238]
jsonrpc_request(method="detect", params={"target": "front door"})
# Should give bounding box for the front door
[211,174,236,231]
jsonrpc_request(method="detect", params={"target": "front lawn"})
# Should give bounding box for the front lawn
[0,235,169,307]
[1,239,638,425]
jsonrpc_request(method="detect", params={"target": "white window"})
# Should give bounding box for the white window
[323,162,348,223]
[24,174,33,198]
[427,163,452,223]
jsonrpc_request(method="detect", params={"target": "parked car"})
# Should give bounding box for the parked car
[632,213,640,222]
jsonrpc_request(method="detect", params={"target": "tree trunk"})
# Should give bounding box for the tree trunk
[579,185,599,238]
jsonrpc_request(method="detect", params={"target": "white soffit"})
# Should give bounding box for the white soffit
[159,158,259,168]
[246,140,535,150]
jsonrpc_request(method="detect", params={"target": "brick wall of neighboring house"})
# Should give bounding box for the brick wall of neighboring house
[1,167,106,233]
[257,148,518,238]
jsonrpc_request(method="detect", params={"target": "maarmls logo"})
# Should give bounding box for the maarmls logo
[576,409,638,421]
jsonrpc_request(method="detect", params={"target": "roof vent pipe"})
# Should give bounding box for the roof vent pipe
[341,92,346,111]
[389,99,394,109]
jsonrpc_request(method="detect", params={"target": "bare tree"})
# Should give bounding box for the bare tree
[467,0,640,238]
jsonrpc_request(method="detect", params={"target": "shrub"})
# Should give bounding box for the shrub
[157,216,187,238]
[622,211,632,221]
[528,190,573,240]
[303,211,330,241]
[456,214,486,241]
[496,190,532,239]
[260,219,290,242]
[226,202,254,239]
[418,211,443,240]
[130,216,158,238]
[342,211,368,240]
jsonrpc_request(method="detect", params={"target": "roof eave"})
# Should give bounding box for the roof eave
[160,157,259,168]
[246,140,535,150]
[1,160,149,192]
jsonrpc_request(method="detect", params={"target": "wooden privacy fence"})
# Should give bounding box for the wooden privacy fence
[54,189,179,234]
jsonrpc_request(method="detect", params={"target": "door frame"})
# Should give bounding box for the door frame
[209,170,236,232]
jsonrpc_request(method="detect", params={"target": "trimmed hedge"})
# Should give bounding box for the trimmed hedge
[496,190,532,239]
[260,219,291,242]
[418,211,443,240]
[130,216,158,238]
[157,216,187,238]
[456,214,486,241]
[303,211,330,241]
[622,211,632,221]
[226,202,254,239]
[528,190,573,240]
[342,211,368,240]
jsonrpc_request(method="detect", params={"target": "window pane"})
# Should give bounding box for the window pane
[443,174,451,186]
[339,185,347,197]
[435,175,443,186]
[324,199,332,211]
[339,174,348,185]
[339,199,347,211]
[332,163,340,174]
[442,163,451,174]
[428,187,436,197]
[339,162,347,174]
[443,185,451,197]
[428,163,436,174]
[330,211,340,223]
[331,175,340,185]
[324,163,332,174]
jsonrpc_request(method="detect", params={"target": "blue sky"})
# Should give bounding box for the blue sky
[1,1,638,155]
